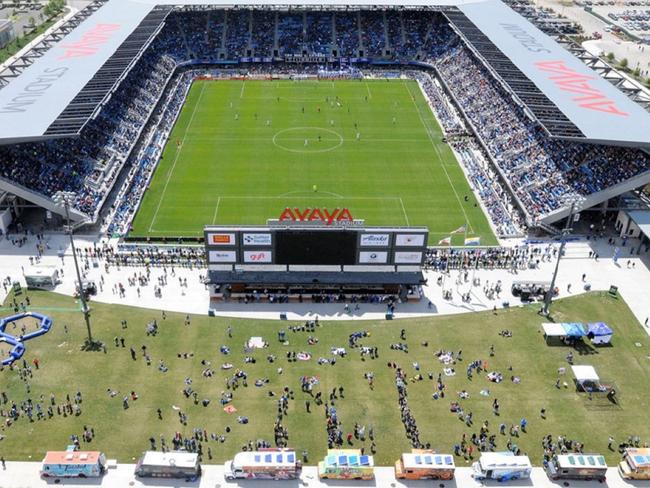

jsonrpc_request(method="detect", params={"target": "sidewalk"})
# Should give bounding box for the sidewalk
[0,233,648,331]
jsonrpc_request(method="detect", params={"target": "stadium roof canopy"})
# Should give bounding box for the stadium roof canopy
[1,0,650,146]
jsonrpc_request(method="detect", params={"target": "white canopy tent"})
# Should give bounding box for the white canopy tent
[542,323,565,337]
[571,365,607,393]
[572,365,600,382]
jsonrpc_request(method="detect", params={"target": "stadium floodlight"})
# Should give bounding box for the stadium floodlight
[540,195,585,317]
[52,191,95,346]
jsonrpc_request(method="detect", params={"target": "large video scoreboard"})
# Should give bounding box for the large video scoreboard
[204,226,429,267]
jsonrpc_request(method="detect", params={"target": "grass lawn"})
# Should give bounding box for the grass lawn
[1,291,649,466]
[131,79,496,245]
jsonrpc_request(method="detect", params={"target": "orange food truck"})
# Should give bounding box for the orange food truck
[619,448,650,480]
[395,450,455,480]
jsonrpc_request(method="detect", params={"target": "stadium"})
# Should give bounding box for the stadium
[1,0,650,244]
[3,0,650,485]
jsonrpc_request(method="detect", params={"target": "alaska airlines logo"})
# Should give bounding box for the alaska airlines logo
[57,23,121,60]
[535,60,629,116]
[279,207,353,225]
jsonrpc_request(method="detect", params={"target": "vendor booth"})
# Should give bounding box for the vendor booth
[586,323,613,345]
[619,448,650,480]
[542,323,567,345]
[546,454,607,481]
[562,323,586,341]
[542,323,585,345]
[572,365,608,393]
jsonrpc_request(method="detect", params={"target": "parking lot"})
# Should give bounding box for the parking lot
[0,2,47,46]
[575,0,650,39]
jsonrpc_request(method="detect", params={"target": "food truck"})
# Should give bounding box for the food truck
[40,450,106,478]
[24,265,59,289]
[224,449,301,480]
[472,452,532,482]
[619,447,650,479]
[394,449,455,480]
[545,454,607,481]
[318,449,374,480]
[135,451,200,479]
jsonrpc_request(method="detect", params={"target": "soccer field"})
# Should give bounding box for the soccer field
[131,79,496,244]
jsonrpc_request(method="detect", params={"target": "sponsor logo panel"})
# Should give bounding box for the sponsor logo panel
[243,251,273,263]
[359,234,390,247]
[394,251,423,264]
[207,233,236,245]
[208,250,237,263]
[242,233,272,246]
[394,234,425,247]
[358,251,388,264]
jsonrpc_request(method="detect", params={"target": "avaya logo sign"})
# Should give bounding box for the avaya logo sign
[279,207,353,225]
[535,60,629,116]
[57,23,121,60]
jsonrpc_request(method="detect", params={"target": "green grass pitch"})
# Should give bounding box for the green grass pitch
[131,79,497,245]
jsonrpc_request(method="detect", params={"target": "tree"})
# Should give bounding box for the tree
[606,52,615,61]
[633,67,640,77]
[620,58,628,69]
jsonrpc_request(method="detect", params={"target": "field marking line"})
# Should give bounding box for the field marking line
[404,82,474,235]
[212,196,221,224]
[188,135,431,144]
[214,195,401,200]
[240,80,245,99]
[279,190,344,198]
[364,81,372,100]
[399,197,410,226]
[148,82,207,232]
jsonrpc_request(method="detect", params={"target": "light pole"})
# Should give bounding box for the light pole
[53,191,94,345]
[540,197,584,317]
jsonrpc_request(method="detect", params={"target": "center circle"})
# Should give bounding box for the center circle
[272,127,344,153]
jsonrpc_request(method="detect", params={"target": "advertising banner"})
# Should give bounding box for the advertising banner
[395,234,425,247]
[359,234,390,247]
[394,251,423,264]
[243,250,273,263]
[207,233,236,246]
[358,251,388,264]
[208,250,237,263]
[242,233,272,246]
